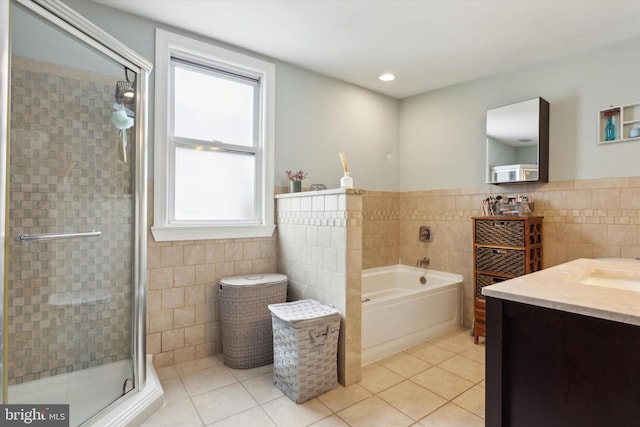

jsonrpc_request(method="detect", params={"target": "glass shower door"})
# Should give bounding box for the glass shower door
[7,3,138,425]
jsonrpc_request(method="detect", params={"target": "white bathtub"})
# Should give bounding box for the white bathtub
[361,265,463,365]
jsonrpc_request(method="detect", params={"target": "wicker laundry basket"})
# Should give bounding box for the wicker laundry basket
[268,299,341,403]
[219,274,287,369]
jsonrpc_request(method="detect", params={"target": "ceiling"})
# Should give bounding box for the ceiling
[92,0,640,99]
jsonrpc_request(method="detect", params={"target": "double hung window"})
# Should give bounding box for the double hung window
[152,30,275,241]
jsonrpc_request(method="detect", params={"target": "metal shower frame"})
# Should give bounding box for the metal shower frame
[0,0,152,413]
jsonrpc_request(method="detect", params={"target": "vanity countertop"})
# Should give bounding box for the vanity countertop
[482,258,640,326]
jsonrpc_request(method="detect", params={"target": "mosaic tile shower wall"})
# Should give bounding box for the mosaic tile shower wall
[8,56,133,385]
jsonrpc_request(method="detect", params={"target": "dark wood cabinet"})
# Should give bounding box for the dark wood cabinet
[486,297,640,427]
[472,216,543,344]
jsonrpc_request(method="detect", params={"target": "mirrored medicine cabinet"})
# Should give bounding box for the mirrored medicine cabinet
[486,97,549,184]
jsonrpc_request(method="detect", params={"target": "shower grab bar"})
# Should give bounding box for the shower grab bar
[17,230,102,242]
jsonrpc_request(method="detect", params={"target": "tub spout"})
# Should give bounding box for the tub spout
[417,257,430,267]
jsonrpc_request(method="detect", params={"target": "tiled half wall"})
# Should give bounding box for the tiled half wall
[275,189,363,386]
[146,181,278,367]
[148,177,640,371]
[363,177,640,328]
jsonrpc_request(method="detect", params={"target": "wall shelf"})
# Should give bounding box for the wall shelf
[598,102,640,144]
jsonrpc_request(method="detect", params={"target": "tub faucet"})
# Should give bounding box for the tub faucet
[416,257,430,267]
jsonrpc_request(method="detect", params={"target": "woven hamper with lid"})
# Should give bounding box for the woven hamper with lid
[219,274,287,369]
[268,299,341,403]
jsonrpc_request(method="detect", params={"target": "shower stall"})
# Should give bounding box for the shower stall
[1,0,162,425]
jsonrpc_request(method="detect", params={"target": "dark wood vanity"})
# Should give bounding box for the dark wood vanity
[483,259,640,427]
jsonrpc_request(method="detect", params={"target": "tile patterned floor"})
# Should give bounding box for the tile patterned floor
[142,328,485,427]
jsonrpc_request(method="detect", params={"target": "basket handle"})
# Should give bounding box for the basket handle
[309,326,331,345]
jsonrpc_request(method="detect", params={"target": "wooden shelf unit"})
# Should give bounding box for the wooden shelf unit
[598,102,640,144]
[472,216,543,344]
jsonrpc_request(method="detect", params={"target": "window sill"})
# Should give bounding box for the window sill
[151,224,276,242]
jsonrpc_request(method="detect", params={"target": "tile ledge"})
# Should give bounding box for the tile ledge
[275,188,365,198]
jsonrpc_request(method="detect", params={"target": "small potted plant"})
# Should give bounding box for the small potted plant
[285,169,307,193]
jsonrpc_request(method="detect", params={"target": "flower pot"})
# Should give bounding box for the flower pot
[290,181,302,193]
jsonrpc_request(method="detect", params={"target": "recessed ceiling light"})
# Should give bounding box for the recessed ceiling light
[378,73,396,82]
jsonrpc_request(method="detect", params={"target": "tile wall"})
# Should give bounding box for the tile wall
[362,191,400,270]
[148,176,640,368]
[8,57,133,384]
[363,177,640,327]
[146,181,279,367]
[275,189,363,386]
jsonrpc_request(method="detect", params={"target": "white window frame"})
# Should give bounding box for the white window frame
[152,29,275,241]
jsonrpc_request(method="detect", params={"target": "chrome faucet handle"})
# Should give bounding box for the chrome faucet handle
[417,257,430,266]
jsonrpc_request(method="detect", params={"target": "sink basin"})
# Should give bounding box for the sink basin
[577,269,640,292]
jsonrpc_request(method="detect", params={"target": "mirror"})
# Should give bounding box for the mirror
[486,97,549,184]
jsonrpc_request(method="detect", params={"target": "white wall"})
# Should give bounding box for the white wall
[275,64,398,190]
[399,36,640,190]
[60,0,399,190]
[11,5,122,77]
[53,1,640,192]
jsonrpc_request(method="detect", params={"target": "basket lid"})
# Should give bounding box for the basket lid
[219,273,287,287]
[268,299,340,323]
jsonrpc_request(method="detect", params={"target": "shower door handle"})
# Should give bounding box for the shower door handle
[17,230,102,242]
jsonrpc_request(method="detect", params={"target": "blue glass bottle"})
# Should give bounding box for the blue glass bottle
[605,115,616,141]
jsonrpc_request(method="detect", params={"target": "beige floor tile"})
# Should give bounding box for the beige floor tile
[337,395,414,427]
[410,366,475,400]
[432,328,468,342]
[417,402,484,427]
[261,396,332,427]
[406,343,456,365]
[241,372,284,404]
[207,407,276,427]
[144,329,488,427]
[141,398,203,427]
[377,380,447,421]
[228,363,274,381]
[453,385,485,418]
[378,352,432,378]
[437,355,485,383]
[156,365,180,380]
[317,383,372,412]
[449,328,473,338]
[175,356,223,376]
[160,375,190,404]
[191,383,258,424]
[359,363,405,394]
[430,331,475,354]
[459,343,486,364]
[309,414,350,427]
[181,365,238,396]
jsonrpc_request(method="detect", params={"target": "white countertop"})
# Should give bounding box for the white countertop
[482,258,640,326]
